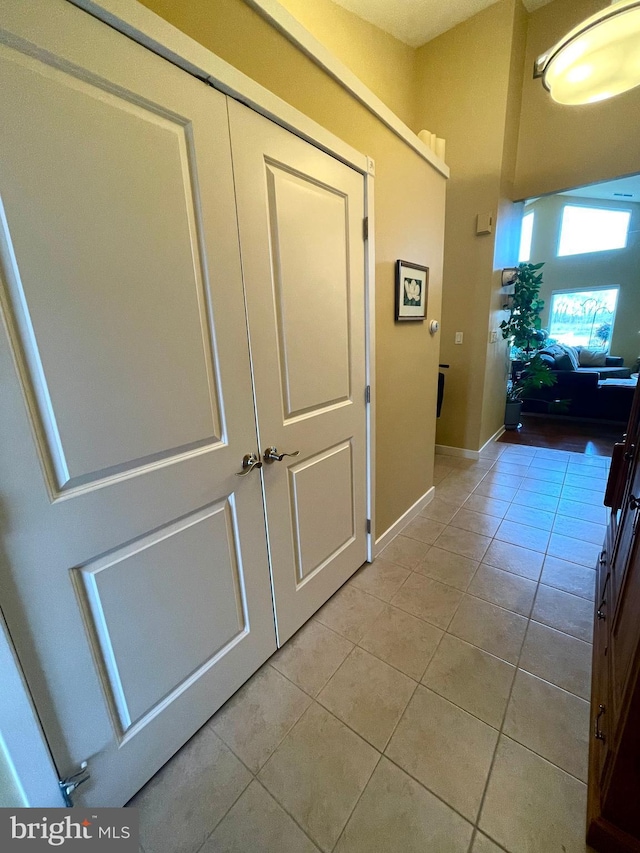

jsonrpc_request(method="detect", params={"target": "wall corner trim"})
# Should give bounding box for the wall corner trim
[479,426,505,453]
[244,0,449,179]
[373,486,435,556]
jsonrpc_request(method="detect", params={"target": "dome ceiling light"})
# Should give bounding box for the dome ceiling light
[534,0,640,105]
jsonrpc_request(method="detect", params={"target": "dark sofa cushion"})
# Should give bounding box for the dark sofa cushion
[539,344,575,371]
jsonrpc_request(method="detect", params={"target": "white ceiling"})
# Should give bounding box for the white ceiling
[560,174,640,203]
[331,0,554,47]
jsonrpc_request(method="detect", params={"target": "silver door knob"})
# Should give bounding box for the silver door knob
[263,446,300,463]
[236,453,262,476]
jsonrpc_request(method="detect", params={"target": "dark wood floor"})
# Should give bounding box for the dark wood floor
[498,414,624,457]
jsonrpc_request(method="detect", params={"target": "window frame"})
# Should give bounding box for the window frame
[557,203,631,258]
[547,285,620,352]
[518,210,534,264]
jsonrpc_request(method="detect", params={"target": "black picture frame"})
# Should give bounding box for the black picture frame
[395,260,428,322]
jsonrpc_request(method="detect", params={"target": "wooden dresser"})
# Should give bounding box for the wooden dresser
[588,384,640,852]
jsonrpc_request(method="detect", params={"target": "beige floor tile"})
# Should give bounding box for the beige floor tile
[519,621,592,700]
[131,727,251,853]
[270,619,353,697]
[422,634,515,728]
[380,535,431,569]
[420,497,461,524]
[565,471,606,490]
[541,556,596,601]
[504,503,555,531]
[385,686,498,821]
[334,758,473,853]
[359,603,443,680]
[258,703,378,853]
[436,482,475,505]
[315,584,386,643]
[483,539,544,581]
[532,585,594,642]
[548,532,602,569]
[318,647,416,750]
[479,736,587,853]
[469,564,537,617]
[448,596,528,664]
[211,665,311,773]
[450,508,501,537]
[561,485,606,505]
[471,833,504,853]
[433,526,492,561]
[495,519,550,553]
[556,498,607,525]
[349,557,411,602]
[512,489,559,513]
[403,515,447,545]
[519,477,562,497]
[415,546,479,590]
[473,481,518,502]
[525,465,565,484]
[479,472,524,489]
[391,572,463,629]
[462,494,511,518]
[202,780,320,853]
[531,457,567,472]
[493,461,531,478]
[553,516,607,546]
[447,469,489,490]
[503,670,590,782]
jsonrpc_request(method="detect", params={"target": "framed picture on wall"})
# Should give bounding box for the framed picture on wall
[395,260,428,321]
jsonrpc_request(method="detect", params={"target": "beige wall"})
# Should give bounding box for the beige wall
[515,0,640,200]
[140,0,446,535]
[415,0,525,451]
[528,194,640,369]
[277,0,417,129]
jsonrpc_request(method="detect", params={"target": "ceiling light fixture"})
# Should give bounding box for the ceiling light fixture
[534,0,640,105]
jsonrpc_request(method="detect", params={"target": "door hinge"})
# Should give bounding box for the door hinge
[365,385,371,403]
[366,519,371,534]
[59,761,90,807]
[363,217,369,241]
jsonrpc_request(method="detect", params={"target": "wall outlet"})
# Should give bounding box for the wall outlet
[455,331,463,344]
[489,330,498,343]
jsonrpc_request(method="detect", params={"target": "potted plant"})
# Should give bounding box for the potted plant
[501,262,557,428]
[505,354,558,430]
[500,262,547,358]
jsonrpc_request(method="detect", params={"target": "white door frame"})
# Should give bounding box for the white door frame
[0,0,377,805]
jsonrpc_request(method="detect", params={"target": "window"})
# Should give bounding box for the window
[558,205,631,257]
[548,288,619,350]
[518,211,534,263]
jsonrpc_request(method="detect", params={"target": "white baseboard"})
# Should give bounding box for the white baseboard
[373,486,435,556]
[436,425,506,461]
[479,425,505,453]
[435,444,480,460]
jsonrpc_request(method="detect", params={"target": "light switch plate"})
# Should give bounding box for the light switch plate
[489,330,498,343]
[455,331,463,344]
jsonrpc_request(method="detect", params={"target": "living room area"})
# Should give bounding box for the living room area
[505,171,640,448]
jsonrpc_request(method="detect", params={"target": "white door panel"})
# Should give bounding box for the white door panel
[228,100,367,644]
[0,2,275,806]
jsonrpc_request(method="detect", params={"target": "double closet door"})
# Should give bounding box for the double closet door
[0,0,367,807]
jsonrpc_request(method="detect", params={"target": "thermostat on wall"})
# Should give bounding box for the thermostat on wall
[429,320,440,335]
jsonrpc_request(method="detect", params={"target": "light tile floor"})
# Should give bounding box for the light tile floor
[129,440,608,853]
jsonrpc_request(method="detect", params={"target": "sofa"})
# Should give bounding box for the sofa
[522,344,634,420]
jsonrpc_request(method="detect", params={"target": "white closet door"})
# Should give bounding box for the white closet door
[228,100,368,644]
[0,1,275,806]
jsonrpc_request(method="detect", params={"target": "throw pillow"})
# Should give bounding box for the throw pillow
[579,348,607,367]
[559,344,580,370]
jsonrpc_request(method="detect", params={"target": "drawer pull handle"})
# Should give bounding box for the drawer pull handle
[599,550,607,566]
[597,608,606,620]
[594,704,606,742]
